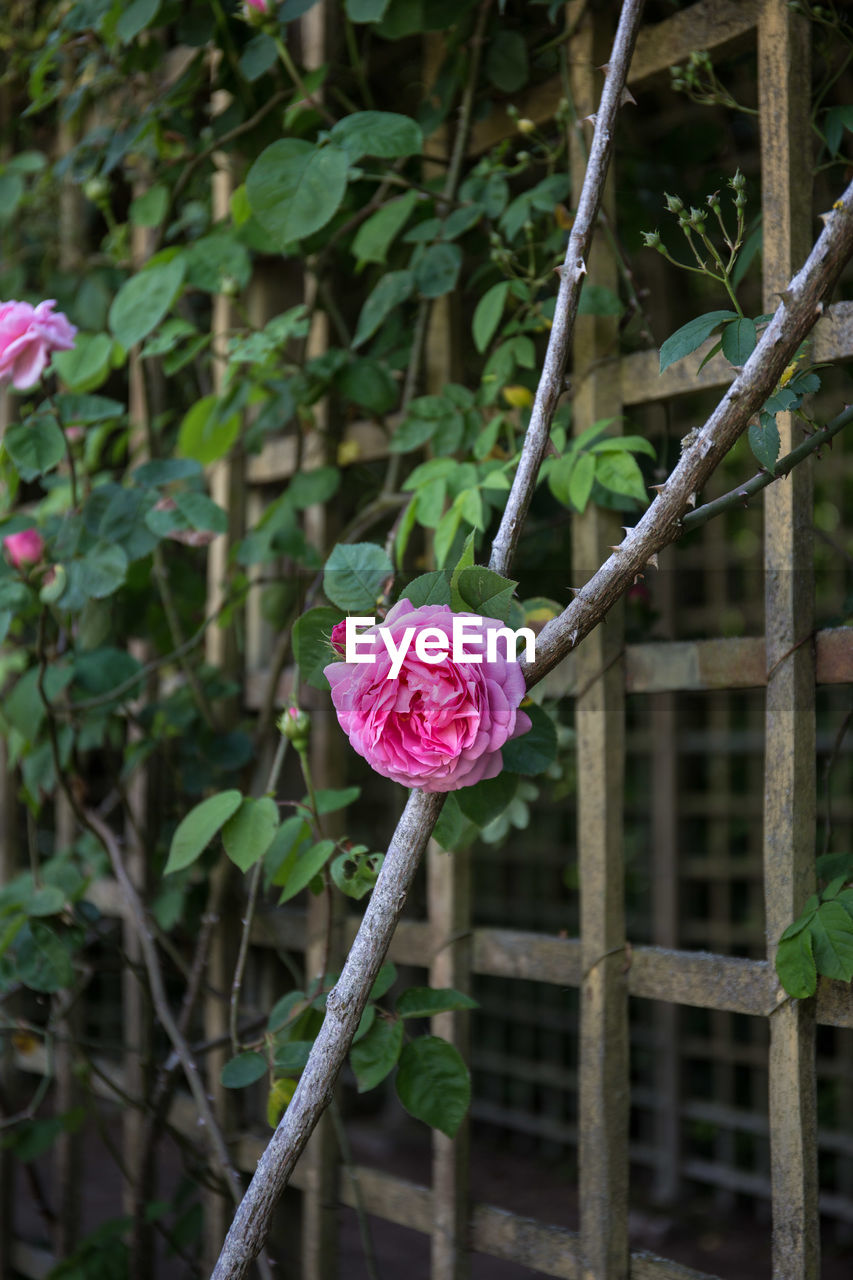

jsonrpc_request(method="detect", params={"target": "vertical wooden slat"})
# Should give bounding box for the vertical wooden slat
[203,71,243,1273]
[569,5,629,1277]
[758,5,819,1278]
[428,841,472,1280]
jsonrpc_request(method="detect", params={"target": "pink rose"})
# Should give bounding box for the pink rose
[0,300,77,390]
[324,599,531,793]
[245,0,269,12]
[3,528,45,569]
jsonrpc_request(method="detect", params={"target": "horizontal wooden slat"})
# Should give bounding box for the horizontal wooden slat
[469,0,761,155]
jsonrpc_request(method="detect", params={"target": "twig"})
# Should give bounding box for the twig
[681,402,853,533]
[229,733,289,1055]
[490,0,646,576]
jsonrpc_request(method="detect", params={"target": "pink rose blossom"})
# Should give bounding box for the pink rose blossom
[324,599,531,793]
[0,300,76,390]
[245,0,269,12]
[3,528,45,569]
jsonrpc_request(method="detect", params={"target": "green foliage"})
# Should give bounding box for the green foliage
[776,874,853,998]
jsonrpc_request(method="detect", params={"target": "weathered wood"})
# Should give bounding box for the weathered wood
[758,6,819,1277]
[569,7,631,1277]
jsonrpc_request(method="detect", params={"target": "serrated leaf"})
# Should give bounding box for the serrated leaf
[455,566,516,622]
[501,704,557,776]
[748,418,781,471]
[222,797,280,873]
[220,1051,267,1089]
[246,139,349,247]
[659,310,737,374]
[350,1016,403,1091]
[395,1036,470,1137]
[404,571,451,607]
[324,542,393,611]
[721,316,757,366]
[776,929,817,999]
[811,900,853,982]
[164,790,243,875]
[396,986,478,1019]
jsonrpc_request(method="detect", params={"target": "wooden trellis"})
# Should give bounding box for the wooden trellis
[6,2,853,1278]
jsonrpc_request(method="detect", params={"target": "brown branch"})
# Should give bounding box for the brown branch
[209,4,644,1275]
[489,0,647,577]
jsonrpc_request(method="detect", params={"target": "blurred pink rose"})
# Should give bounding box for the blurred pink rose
[0,300,76,390]
[245,0,269,12]
[3,528,45,569]
[324,599,531,793]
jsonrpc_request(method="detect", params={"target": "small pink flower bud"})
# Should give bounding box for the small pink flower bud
[3,528,45,569]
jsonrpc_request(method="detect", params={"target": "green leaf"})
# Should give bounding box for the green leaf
[52,333,113,392]
[578,284,624,316]
[172,490,227,533]
[396,987,478,1019]
[277,839,336,903]
[811,901,853,982]
[485,29,529,92]
[594,450,647,506]
[350,1016,404,1092]
[395,1036,470,1137]
[501,704,557,775]
[659,310,737,374]
[129,185,168,227]
[273,1040,313,1073]
[336,358,397,414]
[324,541,393,610]
[220,1051,267,1089]
[267,989,307,1032]
[346,0,390,19]
[748,417,781,471]
[457,773,518,827]
[473,281,509,354]
[370,962,397,1000]
[78,542,128,600]
[222,797,280,873]
[164,790,243,875]
[817,852,853,884]
[4,417,65,481]
[246,139,349,247]
[721,316,757,366]
[414,242,462,298]
[569,452,596,511]
[352,191,418,265]
[117,0,161,42]
[405,571,451,607]
[109,257,186,350]
[330,111,422,161]
[435,506,463,570]
[16,922,73,993]
[0,173,23,225]
[184,231,252,294]
[776,929,817,998]
[353,270,414,347]
[330,849,384,899]
[287,466,341,508]
[26,886,66,918]
[455,566,516,622]
[293,606,343,690]
[312,786,361,815]
[239,32,278,82]
[177,395,240,465]
[56,393,125,424]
